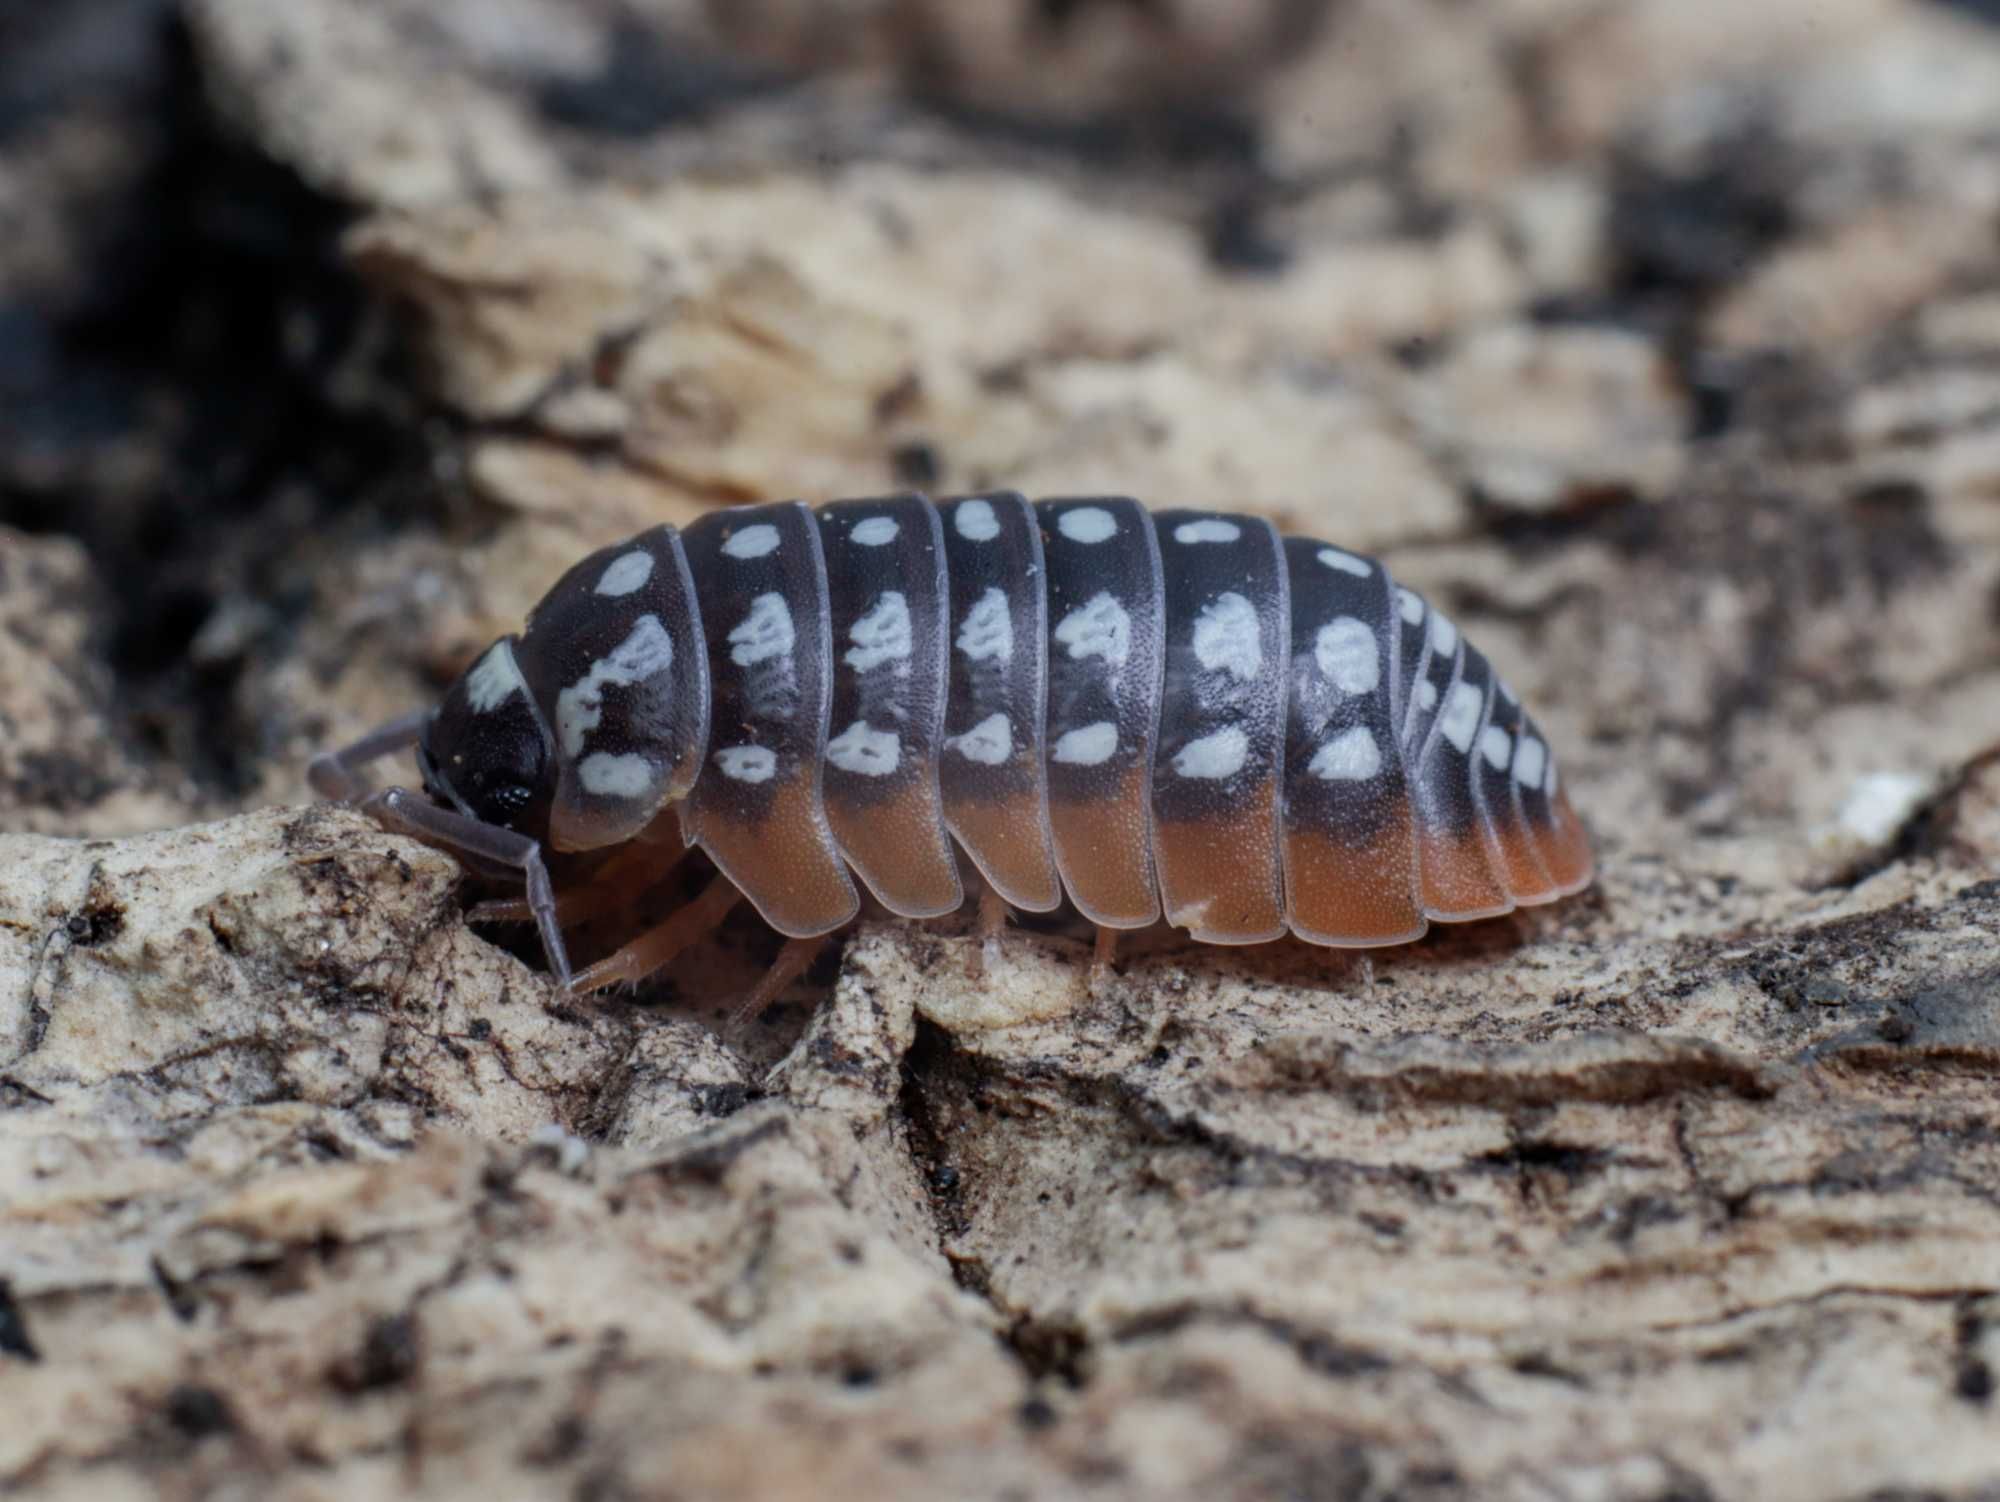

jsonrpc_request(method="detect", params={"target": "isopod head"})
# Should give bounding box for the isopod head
[418,636,558,841]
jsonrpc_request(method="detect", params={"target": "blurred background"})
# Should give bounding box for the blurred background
[3,0,2000,896]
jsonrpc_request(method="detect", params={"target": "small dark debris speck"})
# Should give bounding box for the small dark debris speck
[1510,1351,1590,1388]
[525,1413,589,1467]
[1293,1334,1390,1379]
[334,1312,419,1392]
[891,441,942,489]
[1006,1317,1090,1386]
[1205,192,1290,277]
[1957,1358,1993,1404]
[64,903,123,946]
[164,1384,234,1438]
[0,1280,38,1361]
[1018,1395,1058,1430]
[1389,334,1435,368]
[1877,1013,1915,1043]
[693,1082,751,1117]
[1476,1139,1610,1183]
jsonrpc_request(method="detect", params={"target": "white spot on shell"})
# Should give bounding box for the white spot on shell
[957,587,1012,663]
[1429,609,1458,657]
[1313,618,1378,695]
[610,617,675,677]
[947,712,1012,765]
[1174,518,1241,545]
[1514,736,1547,789]
[827,721,901,777]
[714,745,777,783]
[954,499,1000,541]
[845,591,912,674]
[1052,721,1118,766]
[1481,725,1513,770]
[1417,678,1439,712]
[555,615,674,757]
[1057,507,1117,544]
[1439,681,1482,753]
[465,640,528,713]
[1308,726,1381,782]
[1192,592,1261,681]
[850,516,899,547]
[1397,588,1425,626]
[595,550,654,596]
[577,751,655,798]
[1053,592,1130,667]
[1317,547,1371,578]
[1172,726,1248,780]
[729,592,795,667]
[722,524,780,560]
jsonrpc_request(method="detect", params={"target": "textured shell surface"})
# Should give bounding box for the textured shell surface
[459,491,1594,947]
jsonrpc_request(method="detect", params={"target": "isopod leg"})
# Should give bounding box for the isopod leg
[967,883,1011,979]
[307,710,431,801]
[726,933,831,1036]
[566,872,743,996]
[359,787,572,989]
[467,885,618,931]
[469,836,692,927]
[1091,925,1118,978]
[978,884,1010,939]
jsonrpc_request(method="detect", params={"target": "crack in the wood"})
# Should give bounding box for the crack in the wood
[1822,738,2000,891]
[150,1256,198,1325]
[1640,1282,2000,1335]
[1112,1300,1501,1411]
[0,1279,40,1362]
[895,1017,1101,1385]
[615,1113,789,1192]
[11,928,61,1070]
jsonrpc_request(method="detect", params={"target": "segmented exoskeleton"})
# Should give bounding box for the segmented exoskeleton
[310,494,1592,997]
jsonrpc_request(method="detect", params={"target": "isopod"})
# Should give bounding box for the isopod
[309,494,1592,1000]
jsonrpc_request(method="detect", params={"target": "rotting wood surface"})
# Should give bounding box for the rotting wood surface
[6,2,2000,1497]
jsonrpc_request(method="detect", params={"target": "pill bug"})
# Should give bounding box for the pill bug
[309,493,1592,999]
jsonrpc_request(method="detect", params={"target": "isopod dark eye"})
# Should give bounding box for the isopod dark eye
[458,760,546,830]
[417,635,558,838]
[485,783,534,819]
